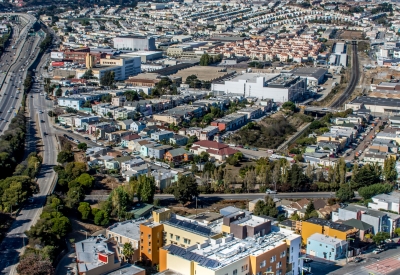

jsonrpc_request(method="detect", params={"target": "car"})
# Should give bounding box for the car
[43,132,47,135]
[353,257,363,263]
[266,189,277,194]
[40,120,44,123]
[28,198,34,203]
[67,130,72,133]
[84,137,90,140]
[7,110,11,113]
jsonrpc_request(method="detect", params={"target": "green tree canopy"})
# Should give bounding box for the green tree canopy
[78,202,91,220]
[76,173,94,189]
[57,150,74,164]
[282,101,296,112]
[358,183,393,200]
[173,174,199,204]
[78,143,88,151]
[372,231,390,245]
[336,185,354,202]
[100,71,115,87]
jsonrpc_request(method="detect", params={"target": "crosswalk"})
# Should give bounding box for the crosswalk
[344,252,400,275]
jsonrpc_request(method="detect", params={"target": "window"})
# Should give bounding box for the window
[260,260,266,268]
[280,251,286,258]
[148,249,151,253]
[276,261,282,268]
[233,270,237,275]
[176,235,180,241]
[170,233,173,239]
[270,255,276,263]
[267,267,272,272]
[148,234,151,239]
[241,264,248,272]
[320,244,322,246]
[332,248,334,252]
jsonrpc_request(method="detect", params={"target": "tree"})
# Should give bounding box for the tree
[336,185,354,202]
[78,143,87,151]
[57,150,74,164]
[138,175,156,203]
[351,163,381,190]
[55,87,62,97]
[173,174,199,204]
[199,53,211,66]
[122,242,135,262]
[100,71,115,87]
[358,183,393,200]
[383,158,397,182]
[395,227,400,236]
[304,201,315,220]
[282,101,296,112]
[81,69,94,80]
[76,173,94,189]
[94,210,109,226]
[372,232,390,245]
[66,186,84,208]
[17,254,55,275]
[78,202,91,220]
[124,90,139,101]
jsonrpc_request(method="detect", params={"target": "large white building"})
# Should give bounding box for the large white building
[113,36,156,51]
[76,56,141,81]
[212,73,307,103]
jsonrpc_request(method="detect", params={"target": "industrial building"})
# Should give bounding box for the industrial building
[211,73,307,103]
[345,96,400,114]
[113,36,156,51]
[290,67,328,87]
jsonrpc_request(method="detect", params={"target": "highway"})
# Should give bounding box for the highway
[331,41,360,108]
[0,14,58,275]
[0,14,39,133]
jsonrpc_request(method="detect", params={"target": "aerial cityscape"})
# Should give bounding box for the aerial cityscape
[0,1,400,275]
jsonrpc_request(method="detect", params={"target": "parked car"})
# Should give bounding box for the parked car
[353,257,363,263]
[266,189,277,194]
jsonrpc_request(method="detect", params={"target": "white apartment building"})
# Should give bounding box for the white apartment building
[368,193,400,214]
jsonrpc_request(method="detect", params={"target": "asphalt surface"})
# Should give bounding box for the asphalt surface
[0,15,58,275]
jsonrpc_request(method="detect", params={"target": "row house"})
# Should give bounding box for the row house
[210,113,247,132]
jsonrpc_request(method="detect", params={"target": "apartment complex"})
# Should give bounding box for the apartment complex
[159,227,302,275]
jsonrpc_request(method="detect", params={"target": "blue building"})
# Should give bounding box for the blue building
[131,121,146,132]
[306,233,347,261]
[169,134,188,146]
[151,131,174,142]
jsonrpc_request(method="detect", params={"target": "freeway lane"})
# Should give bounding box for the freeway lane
[0,15,57,275]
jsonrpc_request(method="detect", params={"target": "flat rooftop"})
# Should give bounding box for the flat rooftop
[349,96,400,107]
[220,72,278,84]
[162,227,299,271]
[305,217,355,232]
[106,219,144,241]
[308,233,347,246]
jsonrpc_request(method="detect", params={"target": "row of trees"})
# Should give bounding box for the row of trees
[39,33,53,53]
[199,53,222,66]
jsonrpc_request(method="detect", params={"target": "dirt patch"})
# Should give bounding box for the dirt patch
[339,30,364,40]
[66,216,105,243]
[89,175,119,195]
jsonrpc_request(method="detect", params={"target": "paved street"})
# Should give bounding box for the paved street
[0,14,58,275]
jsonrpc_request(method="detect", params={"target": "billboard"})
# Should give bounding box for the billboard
[52,61,65,67]
[51,52,64,59]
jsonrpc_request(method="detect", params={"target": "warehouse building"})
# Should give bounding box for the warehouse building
[345,96,400,114]
[290,67,328,87]
[113,36,156,51]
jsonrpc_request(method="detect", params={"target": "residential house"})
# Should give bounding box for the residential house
[121,164,150,181]
[118,119,134,130]
[148,145,173,159]
[169,134,188,146]
[306,233,347,261]
[301,217,358,245]
[210,113,247,132]
[332,205,390,235]
[151,131,174,142]
[120,157,146,171]
[190,140,240,161]
[131,121,146,132]
[199,126,219,141]
[121,134,141,148]
[368,193,400,214]
[164,148,193,163]
[151,169,179,190]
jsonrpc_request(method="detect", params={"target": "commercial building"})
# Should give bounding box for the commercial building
[212,73,307,103]
[121,51,163,63]
[289,67,328,87]
[76,55,141,81]
[113,36,156,51]
[75,236,121,275]
[345,96,400,115]
[306,233,347,261]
